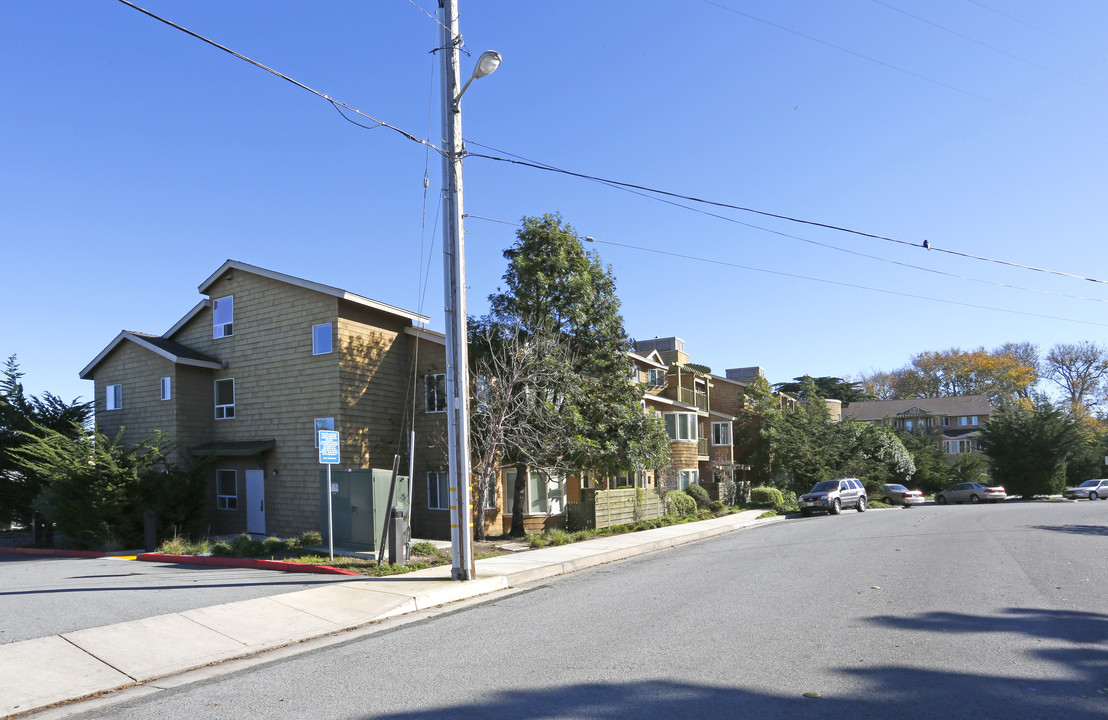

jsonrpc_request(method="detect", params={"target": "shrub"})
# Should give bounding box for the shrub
[668,490,697,517]
[708,500,724,513]
[545,529,570,546]
[210,541,233,557]
[262,536,289,554]
[749,486,785,507]
[410,541,439,556]
[297,530,322,547]
[685,483,711,508]
[230,533,264,557]
[527,533,545,548]
[774,489,799,514]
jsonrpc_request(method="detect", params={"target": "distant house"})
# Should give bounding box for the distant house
[80,260,447,544]
[841,395,994,463]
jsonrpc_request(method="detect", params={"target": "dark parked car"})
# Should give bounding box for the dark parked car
[799,478,867,516]
[935,482,1006,505]
[871,484,924,507]
[1062,479,1108,501]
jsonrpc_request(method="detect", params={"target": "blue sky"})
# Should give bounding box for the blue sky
[4,1,1107,403]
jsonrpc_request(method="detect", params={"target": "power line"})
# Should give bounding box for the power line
[115,0,438,154]
[578,235,1108,329]
[699,0,1042,120]
[870,0,1107,95]
[967,0,1108,62]
[464,145,1108,287]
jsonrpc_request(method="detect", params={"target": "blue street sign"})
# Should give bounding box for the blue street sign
[318,430,340,464]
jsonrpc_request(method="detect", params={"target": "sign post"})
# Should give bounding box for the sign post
[318,430,340,560]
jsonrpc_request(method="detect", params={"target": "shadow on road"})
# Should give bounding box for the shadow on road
[1030,524,1108,537]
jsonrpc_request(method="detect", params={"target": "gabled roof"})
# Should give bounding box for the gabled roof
[843,395,994,422]
[628,349,667,369]
[200,260,429,325]
[80,331,222,379]
[896,406,932,417]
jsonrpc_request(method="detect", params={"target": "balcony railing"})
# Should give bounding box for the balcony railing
[677,387,709,411]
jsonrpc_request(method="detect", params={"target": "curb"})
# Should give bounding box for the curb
[0,548,106,558]
[136,553,360,576]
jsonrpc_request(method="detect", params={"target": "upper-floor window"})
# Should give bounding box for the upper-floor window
[160,377,171,401]
[958,416,978,426]
[312,323,332,355]
[106,384,122,410]
[213,296,234,339]
[216,469,238,510]
[664,412,698,441]
[215,378,235,419]
[647,369,666,387]
[712,421,732,446]
[425,373,447,413]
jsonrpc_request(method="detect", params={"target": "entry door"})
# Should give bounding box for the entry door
[245,470,266,535]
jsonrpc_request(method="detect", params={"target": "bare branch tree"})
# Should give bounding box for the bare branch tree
[1044,341,1108,417]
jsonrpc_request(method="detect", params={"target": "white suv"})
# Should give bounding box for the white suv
[798,478,867,517]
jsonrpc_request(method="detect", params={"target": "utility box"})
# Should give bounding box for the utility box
[320,469,409,551]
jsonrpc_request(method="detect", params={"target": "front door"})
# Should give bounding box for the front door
[245,469,265,535]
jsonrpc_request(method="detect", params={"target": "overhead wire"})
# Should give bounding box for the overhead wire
[114,0,441,155]
[698,0,1042,120]
[966,0,1108,62]
[464,142,1108,287]
[870,0,1107,95]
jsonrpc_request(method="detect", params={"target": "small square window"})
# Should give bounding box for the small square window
[313,323,333,355]
[160,377,171,401]
[215,378,235,419]
[106,384,122,410]
[216,469,238,510]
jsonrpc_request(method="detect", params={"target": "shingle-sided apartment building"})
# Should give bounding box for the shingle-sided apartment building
[841,395,994,463]
[80,260,448,543]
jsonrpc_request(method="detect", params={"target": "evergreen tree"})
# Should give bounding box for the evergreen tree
[978,397,1080,497]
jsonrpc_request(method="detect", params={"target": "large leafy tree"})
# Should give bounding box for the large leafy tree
[487,213,670,484]
[896,428,951,495]
[978,397,1081,497]
[0,355,92,526]
[773,375,871,407]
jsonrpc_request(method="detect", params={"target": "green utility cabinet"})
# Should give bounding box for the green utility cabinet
[320,469,409,551]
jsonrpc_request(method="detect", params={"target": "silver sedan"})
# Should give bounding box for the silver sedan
[1062,479,1108,501]
[935,482,1006,505]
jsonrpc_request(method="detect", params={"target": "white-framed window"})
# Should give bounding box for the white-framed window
[105,383,122,410]
[427,471,449,510]
[160,377,171,401]
[312,323,333,355]
[679,469,699,490]
[216,469,237,510]
[712,421,732,446]
[425,373,447,413]
[215,378,235,419]
[314,417,334,447]
[664,412,698,441]
[484,479,497,509]
[958,416,979,426]
[960,439,975,453]
[213,296,234,339]
[648,369,666,387]
[529,470,565,515]
[942,417,950,426]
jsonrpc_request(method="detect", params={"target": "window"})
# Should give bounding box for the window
[160,377,171,401]
[216,470,237,510]
[312,323,332,355]
[712,421,732,446]
[664,412,698,441]
[529,470,565,515]
[679,469,699,489]
[958,416,979,426]
[484,479,497,510]
[215,379,235,419]
[213,296,233,338]
[106,384,122,410]
[942,417,950,426]
[648,369,666,387]
[314,417,334,447]
[428,471,449,510]
[959,439,975,453]
[425,373,447,413]
[503,469,517,515]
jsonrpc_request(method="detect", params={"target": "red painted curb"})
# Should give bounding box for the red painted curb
[0,547,106,558]
[137,553,359,576]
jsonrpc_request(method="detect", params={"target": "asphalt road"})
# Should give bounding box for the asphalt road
[71,500,1108,719]
[0,555,361,645]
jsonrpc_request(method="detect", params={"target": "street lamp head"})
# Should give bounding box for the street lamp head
[473,50,502,79]
[455,50,502,106]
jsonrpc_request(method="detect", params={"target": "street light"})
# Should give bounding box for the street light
[439,0,500,581]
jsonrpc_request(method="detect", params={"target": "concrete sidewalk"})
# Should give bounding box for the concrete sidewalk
[0,510,781,718]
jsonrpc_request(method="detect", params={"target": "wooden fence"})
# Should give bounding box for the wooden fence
[565,487,667,531]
